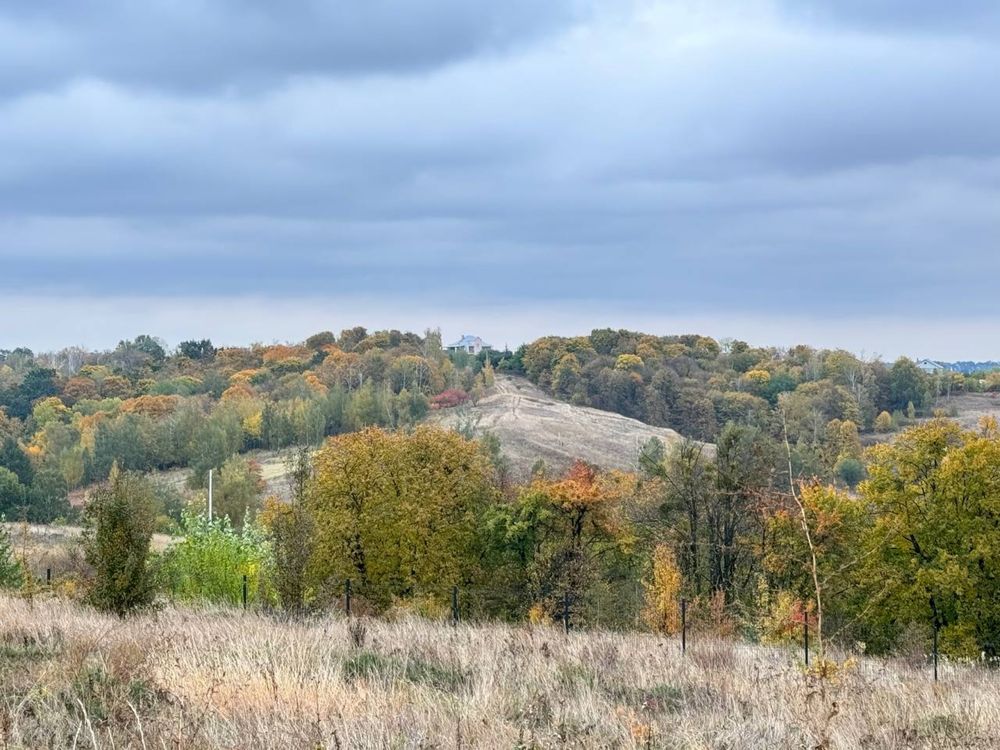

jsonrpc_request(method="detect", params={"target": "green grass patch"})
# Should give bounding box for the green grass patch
[342,650,468,692]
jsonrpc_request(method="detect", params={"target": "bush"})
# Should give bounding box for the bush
[835,457,865,489]
[159,511,272,606]
[429,389,469,410]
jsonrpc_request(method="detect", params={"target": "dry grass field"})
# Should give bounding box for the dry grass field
[3,524,176,584]
[932,392,1000,431]
[1,595,997,749]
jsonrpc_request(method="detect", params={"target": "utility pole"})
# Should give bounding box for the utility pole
[208,468,213,521]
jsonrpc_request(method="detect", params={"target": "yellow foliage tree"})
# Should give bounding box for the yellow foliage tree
[874,410,893,433]
[642,544,683,634]
[307,426,497,610]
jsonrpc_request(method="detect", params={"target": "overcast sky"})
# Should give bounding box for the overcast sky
[2,0,999,359]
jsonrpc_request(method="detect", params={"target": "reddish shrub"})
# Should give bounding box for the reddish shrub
[430,389,470,410]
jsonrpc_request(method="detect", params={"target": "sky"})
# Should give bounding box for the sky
[2,0,999,359]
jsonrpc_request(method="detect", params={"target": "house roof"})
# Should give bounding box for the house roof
[448,334,486,348]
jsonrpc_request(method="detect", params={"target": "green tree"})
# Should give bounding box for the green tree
[0,467,27,518]
[82,467,158,615]
[889,358,927,411]
[215,455,265,527]
[261,450,314,612]
[178,339,216,360]
[834,457,865,489]
[861,421,1000,657]
[0,437,33,485]
[0,520,24,589]
[711,423,777,598]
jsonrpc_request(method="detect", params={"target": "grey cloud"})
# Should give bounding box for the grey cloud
[2,0,1000,350]
[0,0,586,95]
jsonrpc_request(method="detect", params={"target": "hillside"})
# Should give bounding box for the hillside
[427,374,701,478]
[61,373,698,509]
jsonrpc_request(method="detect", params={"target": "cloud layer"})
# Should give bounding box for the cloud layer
[2,0,999,356]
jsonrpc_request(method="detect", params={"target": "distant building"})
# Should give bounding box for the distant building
[447,334,491,355]
[916,359,948,374]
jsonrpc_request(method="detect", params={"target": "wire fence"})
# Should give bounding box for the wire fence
[23,562,975,683]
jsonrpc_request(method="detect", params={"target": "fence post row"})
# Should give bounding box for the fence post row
[154,566,958,682]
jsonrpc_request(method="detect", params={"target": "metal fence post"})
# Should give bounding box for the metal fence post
[242,574,248,610]
[452,586,459,626]
[804,616,809,667]
[46,568,51,587]
[933,624,939,682]
[681,598,687,655]
[563,591,570,635]
[345,579,352,617]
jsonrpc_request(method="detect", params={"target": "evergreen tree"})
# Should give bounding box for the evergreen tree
[82,465,157,615]
[0,520,24,589]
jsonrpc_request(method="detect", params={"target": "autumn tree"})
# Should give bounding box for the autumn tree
[861,420,1000,658]
[641,439,715,597]
[307,426,497,611]
[643,544,683,634]
[765,483,871,647]
[489,460,637,624]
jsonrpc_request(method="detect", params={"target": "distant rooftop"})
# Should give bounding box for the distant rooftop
[449,334,484,346]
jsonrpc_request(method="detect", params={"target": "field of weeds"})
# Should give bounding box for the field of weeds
[1,595,997,749]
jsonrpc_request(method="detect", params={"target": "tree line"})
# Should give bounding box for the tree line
[513,329,988,485]
[5,417,999,662]
[5,325,980,526]
[0,328,501,523]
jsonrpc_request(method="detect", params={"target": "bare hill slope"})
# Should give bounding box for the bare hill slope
[427,374,700,478]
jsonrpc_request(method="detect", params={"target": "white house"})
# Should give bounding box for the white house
[916,359,948,374]
[447,334,491,355]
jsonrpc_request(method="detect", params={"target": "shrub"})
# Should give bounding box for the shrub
[429,389,469,410]
[159,511,272,606]
[834,457,865,489]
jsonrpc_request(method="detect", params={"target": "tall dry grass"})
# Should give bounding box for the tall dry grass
[0,594,997,748]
